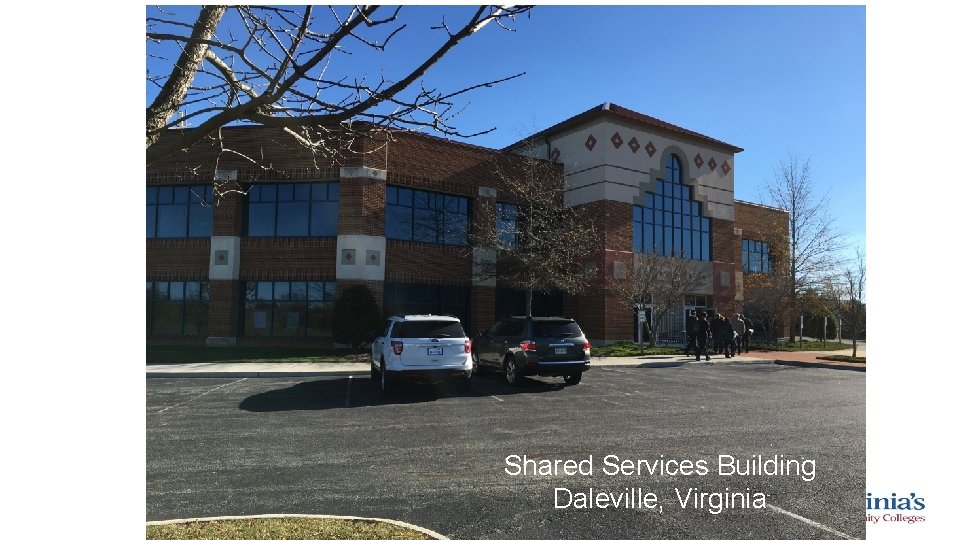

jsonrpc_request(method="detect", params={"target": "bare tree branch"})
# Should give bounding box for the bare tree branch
[146,5,534,165]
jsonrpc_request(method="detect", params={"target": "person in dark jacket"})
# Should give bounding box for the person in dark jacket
[731,313,746,355]
[742,315,754,352]
[684,311,698,356]
[720,316,736,358]
[710,313,723,354]
[694,311,712,361]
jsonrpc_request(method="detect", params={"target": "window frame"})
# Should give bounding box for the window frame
[246,182,340,238]
[385,185,471,246]
[147,185,215,239]
[632,154,711,261]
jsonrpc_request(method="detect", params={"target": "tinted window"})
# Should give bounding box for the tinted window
[393,320,466,338]
[147,185,213,238]
[532,320,583,338]
[499,319,526,337]
[247,182,338,237]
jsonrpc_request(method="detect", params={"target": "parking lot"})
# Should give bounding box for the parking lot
[147,363,865,539]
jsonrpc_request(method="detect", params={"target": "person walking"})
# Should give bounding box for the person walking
[684,311,698,356]
[720,316,736,358]
[742,315,754,352]
[731,313,746,355]
[710,312,723,354]
[694,311,712,361]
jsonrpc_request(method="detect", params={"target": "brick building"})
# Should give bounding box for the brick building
[146,103,787,346]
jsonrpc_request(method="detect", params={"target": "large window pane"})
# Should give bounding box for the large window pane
[244,281,335,337]
[310,201,338,236]
[157,205,188,237]
[246,183,338,237]
[147,207,157,238]
[147,280,209,336]
[248,203,276,236]
[276,201,310,236]
[188,204,212,237]
[386,205,413,240]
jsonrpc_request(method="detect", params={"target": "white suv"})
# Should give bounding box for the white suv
[371,314,473,392]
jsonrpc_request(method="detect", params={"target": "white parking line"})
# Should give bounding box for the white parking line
[768,504,860,540]
[345,376,353,407]
[491,395,504,402]
[152,378,248,415]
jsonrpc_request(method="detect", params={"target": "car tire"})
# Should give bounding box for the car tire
[505,357,522,386]
[370,361,377,382]
[457,374,471,393]
[472,352,483,376]
[379,359,394,393]
[563,373,582,385]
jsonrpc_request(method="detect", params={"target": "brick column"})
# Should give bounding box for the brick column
[337,166,388,313]
[207,175,244,346]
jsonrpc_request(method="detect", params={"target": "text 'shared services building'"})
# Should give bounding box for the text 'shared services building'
[146,103,787,346]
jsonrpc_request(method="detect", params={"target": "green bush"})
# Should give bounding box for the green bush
[331,284,381,349]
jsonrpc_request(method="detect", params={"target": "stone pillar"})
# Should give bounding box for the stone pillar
[336,166,388,312]
[206,173,243,346]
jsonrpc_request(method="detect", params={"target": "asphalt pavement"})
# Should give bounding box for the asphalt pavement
[147,360,865,539]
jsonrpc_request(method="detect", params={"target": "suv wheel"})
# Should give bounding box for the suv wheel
[563,373,582,385]
[472,352,483,376]
[505,357,521,386]
[379,359,394,393]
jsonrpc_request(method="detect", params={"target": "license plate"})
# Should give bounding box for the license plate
[427,347,443,355]
[554,347,568,355]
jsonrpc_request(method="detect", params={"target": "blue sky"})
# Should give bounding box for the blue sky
[406,5,866,258]
[147,4,866,261]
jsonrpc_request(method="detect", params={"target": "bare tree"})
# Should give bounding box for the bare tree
[843,249,866,357]
[821,249,865,356]
[473,148,600,316]
[609,249,709,351]
[761,155,846,342]
[146,5,533,165]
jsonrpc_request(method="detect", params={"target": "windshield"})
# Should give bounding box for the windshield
[394,320,466,339]
[532,321,583,338]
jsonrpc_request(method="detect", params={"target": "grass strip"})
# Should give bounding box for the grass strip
[147,517,434,540]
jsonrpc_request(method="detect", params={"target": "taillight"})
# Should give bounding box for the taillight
[391,340,403,355]
[519,340,536,351]
[583,341,591,352]
[465,339,473,353]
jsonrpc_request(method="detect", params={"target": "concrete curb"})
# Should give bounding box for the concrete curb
[147,513,451,540]
[145,356,863,378]
[773,359,866,372]
[146,370,370,379]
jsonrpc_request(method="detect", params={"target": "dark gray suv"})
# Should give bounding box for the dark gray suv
[472,316,590,386]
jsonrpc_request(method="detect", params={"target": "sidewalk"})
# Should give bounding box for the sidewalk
[146,350,864,378]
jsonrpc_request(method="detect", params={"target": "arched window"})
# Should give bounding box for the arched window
[632,154,711,261]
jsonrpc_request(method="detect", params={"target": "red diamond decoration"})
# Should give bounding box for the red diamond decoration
[550,148,561,162]
[645,141,657,157]
[708,157,717,171]
[585,134,597,151]
[694,153,704,168]
[611,132,623,149]
[721,160,731,175]
[628,137,641,153]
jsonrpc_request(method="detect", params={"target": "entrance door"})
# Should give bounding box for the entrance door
[633,305,652,343]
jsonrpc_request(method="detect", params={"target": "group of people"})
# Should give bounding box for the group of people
[684,311,754,361]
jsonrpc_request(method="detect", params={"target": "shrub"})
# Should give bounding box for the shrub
[331,284,381,349]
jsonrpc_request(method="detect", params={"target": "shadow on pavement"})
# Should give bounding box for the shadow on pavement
[239,373,571,412]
